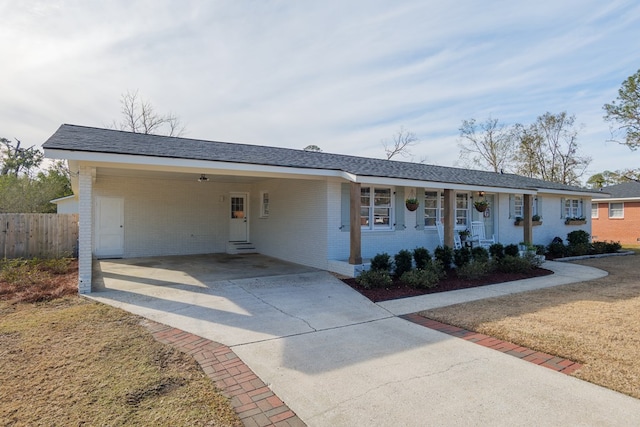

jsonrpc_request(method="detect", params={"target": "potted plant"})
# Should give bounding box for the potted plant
[458,229,471,241]
[405,197,419,212]
[474,199,489,212]
[565,216,586,225]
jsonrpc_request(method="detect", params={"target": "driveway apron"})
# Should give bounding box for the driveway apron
[89,257,640,426]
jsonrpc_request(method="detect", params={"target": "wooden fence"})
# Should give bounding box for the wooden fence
[0,213,79,259]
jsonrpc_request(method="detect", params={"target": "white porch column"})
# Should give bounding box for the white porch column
[77,166,94,294]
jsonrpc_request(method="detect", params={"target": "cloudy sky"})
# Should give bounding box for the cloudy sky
[2,1,639,181]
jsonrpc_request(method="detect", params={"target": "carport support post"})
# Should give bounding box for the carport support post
[349,182,362,264]
[77,166,94,294]
[443,189,455,248]
[523,194,533,245]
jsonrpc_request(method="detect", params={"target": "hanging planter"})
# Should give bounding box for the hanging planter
[474,200,489,212]
[405,198,419,212]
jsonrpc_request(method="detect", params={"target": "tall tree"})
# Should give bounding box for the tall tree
[513,112,591,185]
[114,89,186,137]
[382,127,418,160]
[0,137,43,176]
[457,117,515,172]
[603,69,640,150]
[586,169,640,188]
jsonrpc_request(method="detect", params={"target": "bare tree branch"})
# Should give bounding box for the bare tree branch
[116,89,186,137]
[382,127,418,160]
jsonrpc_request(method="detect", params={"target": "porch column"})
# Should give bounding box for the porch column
[443,189,455,248]
[77,166,94,294]
[349,182,362,264]
[523,194,533,245]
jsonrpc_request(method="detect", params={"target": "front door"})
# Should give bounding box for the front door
[473,194,495,239]
[95,196,124,258]
[229,193,248,242]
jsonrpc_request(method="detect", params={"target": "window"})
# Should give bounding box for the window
[455,193,469,226]
[424,191,443,226]
[260,191,269,218]
[609,202,624,218]
[514,195,523,218]
[361,187,392,230]
[564,198,582,218]
[591,203,598,219]
[423,190,469,227]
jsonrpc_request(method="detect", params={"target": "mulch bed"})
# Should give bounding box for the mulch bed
[342,268,553,302]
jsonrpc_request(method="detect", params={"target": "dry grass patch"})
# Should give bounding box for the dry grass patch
[0,259,241,426]
[419,255,640,399]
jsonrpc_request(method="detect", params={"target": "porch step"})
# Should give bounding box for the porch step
[226,241,257,255]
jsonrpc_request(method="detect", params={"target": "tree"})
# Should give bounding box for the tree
[0,162,72,213]
[0,137,43,176]
[303,145,322,152]
[457,117,515,172]
[382,127,418,160]
[114,90,186,136]
[513,112,591,185]
[586,169,640,188]
[603,69,640,150]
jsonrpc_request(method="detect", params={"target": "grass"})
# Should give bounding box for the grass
[419,254,640,399]
[0,259,241,426]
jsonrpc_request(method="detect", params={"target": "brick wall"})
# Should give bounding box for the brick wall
[592,201,640,245]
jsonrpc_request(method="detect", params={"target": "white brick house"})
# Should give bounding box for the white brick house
[43,124,599,293]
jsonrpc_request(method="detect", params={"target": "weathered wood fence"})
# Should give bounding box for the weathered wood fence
[0,214,79,259]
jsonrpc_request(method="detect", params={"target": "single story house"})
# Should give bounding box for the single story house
[43,124,600,293]
[591,181,640,245]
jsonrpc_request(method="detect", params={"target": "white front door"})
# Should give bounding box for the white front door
[229,193,248,242]
[95,196,124,258]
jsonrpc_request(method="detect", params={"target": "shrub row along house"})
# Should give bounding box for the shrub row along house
[43,124,601,293]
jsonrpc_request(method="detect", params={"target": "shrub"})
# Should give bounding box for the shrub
[567,230,590,247]
[434,245,454,269]
[495,255,533,273]
[471,246,490,263]
[546,239,566,258]
[489,243,505,260]
[606,241,622,253]
[370,253,392,272]
[453,247,472,268]
[504,244,520,257]
[456,261,490,280]
[535,244,546,256]
[355,269,392,289]
[413,247,431,270]
[394,250,413,278]
[401,263,444,289]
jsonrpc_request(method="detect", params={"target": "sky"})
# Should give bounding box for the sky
[2,0,639,182]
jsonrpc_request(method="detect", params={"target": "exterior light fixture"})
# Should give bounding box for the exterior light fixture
[478,191,485,197]
[198,174,209,182]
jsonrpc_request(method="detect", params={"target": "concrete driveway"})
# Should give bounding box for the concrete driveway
[89,255,640,426]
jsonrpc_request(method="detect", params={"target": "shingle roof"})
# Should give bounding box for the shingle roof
[43,124,598,194]
[595,182,640,199]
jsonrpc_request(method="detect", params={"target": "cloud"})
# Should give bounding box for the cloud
[2,0,639,178]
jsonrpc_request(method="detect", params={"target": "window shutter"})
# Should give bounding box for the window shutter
[340,183,350,232]
[580,198,584,217]
[394,187,405,230]
[560,198,566,218]
[415,187,425,230]
[536,196,542,217]
[508,194,515,219]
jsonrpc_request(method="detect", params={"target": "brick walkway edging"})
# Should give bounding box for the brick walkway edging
[400,313,582,374]
[142,320,305,427]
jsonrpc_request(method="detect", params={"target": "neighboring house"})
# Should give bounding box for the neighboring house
[591,182,640,245]
[51,195,78,214]
[43,124,599,293]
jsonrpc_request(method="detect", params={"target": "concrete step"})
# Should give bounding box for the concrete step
[226,242,257,255]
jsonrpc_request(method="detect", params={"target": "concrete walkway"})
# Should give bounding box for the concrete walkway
[89,258,640,426]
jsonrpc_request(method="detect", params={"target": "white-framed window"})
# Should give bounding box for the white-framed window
[564,198,582,218]
[591,203,598,219]
[609,202,624,218]
[514,195,524,218]
[260,191,269,218]
[423,190,470,228]
[424,191,443,227]
[361,186,393,230]
[455,193,469,226]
